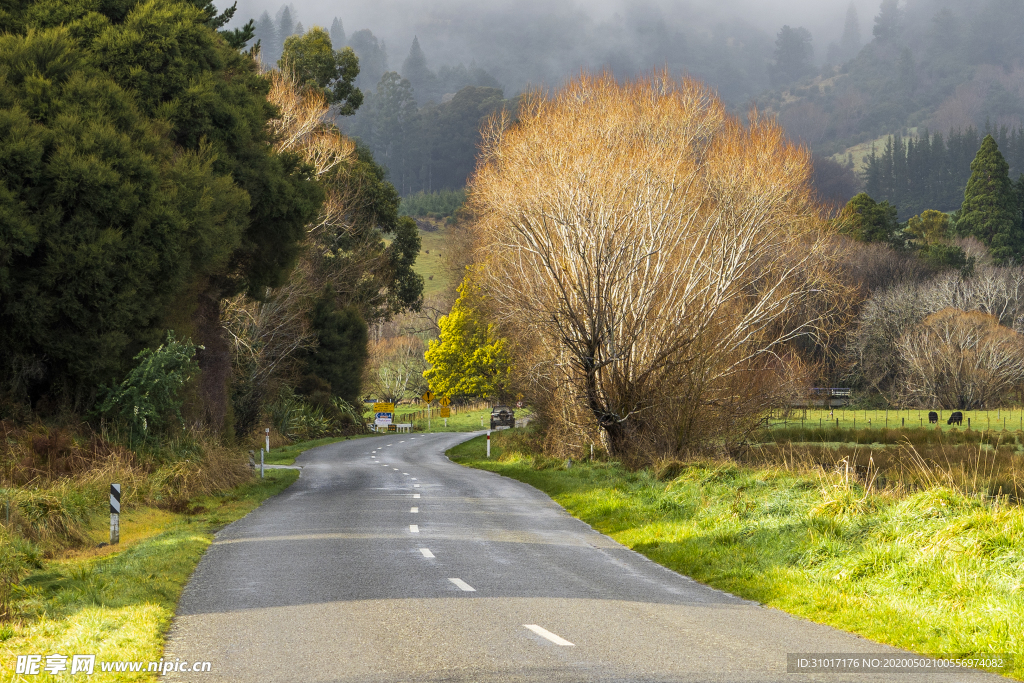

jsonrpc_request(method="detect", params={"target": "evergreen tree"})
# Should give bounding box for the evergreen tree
[872,0,902,43]
[840,3,861,59]
[294,22,304,36]
[330,17,345,47]
[0,0,321,411]
[402,36,438,104]
[842,193,902,245]
[348,29,388,92]
[956,135,1023,265]
[277,6,294,49]
[302,297,368,404]
[253,11,278,64]
[280,27,363,114]
[769,25,813,85]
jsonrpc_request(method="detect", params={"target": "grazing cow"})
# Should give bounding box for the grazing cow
[928,411,938,424]
[947,411,964,426]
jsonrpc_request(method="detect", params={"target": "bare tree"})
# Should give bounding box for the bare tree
[364,336,427,403]
[898,308,1024,409]
[468,72,849,460]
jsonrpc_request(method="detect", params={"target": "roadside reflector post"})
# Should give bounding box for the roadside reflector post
[260,448,264,479]
[109,483,121,545]
[265,427,270,458]
[486,431,491,459]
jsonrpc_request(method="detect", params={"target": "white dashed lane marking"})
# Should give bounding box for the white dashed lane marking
[448,578,475,592]
[410,507,419,513]
[419,548,434,558]
[413,494,420,499]
[410,525,419,533]
[524,625,575,647]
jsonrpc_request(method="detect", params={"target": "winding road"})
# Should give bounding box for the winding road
[162,432,1009,682]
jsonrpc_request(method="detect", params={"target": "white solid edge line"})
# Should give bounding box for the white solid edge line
[410,507,419,513]
[524,625,575,647]
[448,578,476,592]
[410,524,419,533]
[419,548,434,558]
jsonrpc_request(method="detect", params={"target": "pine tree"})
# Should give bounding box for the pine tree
[277,6,294,48]
[330,17,345,47]
[956,135,1023,265]
[401,36,437,104]
[872,0,901,43]
[840,3,860,59]
[253,11,278,64]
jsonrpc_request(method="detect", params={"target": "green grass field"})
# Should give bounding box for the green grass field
[773,407,1024,433]
[0,469,298,682]
[413,224,450,298]
[449,430,1023,680]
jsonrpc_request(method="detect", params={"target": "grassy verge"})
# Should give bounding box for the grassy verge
[0,469,297,682]
[449,432,1023,680]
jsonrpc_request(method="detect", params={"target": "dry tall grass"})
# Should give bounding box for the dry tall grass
[748,438,1024,501]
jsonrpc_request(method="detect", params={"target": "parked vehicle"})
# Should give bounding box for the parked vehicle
[490,405,515,429]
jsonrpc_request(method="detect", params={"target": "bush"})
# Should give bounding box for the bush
[96,332,201,442]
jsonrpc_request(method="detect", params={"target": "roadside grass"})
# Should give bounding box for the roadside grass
[449,432,1023,680]
[0,469,298,682]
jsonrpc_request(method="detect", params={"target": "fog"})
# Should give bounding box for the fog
[231,0,882,103]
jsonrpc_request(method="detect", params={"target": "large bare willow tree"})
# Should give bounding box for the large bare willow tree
[469,72,848,460]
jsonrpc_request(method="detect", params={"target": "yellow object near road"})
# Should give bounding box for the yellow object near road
[373,402,395,412]
[440,407,451,417]
[439,396,451,407]
[421,391,435,402]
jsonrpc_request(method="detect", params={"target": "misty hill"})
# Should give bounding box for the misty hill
[241,0,1024,211]
[761,0,1024,153]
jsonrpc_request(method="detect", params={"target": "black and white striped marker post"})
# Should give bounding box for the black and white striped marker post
[110,483,121,545]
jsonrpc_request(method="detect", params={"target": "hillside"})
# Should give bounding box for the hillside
[759,0,1024,160]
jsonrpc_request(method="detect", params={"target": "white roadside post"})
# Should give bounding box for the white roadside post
[109,484,121,545]
[486,430,491,458]
[260,449,264,479]
[265,427,270,456]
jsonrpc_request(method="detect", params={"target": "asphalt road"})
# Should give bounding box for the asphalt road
[163,432,1010,683]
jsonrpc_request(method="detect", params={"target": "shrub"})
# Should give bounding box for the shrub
[96,332,201,442]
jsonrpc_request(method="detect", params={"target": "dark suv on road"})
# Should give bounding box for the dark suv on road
[490,405,515,429]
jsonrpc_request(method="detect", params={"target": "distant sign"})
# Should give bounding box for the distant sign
[421,391,435,402]
[440,407,451,418]
[374,412,393,428]
[516,401,523,408]
[439,396,451,407]
[373,402,395,413]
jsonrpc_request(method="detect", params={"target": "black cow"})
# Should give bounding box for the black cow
[928,411,938,424]
[947,411,964,426]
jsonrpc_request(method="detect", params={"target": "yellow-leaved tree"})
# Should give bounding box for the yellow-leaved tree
[423,275,512,399]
